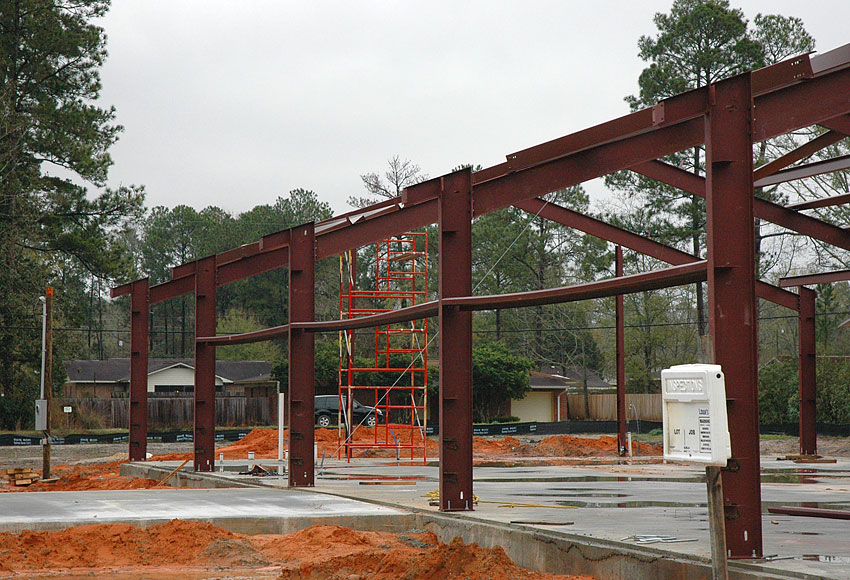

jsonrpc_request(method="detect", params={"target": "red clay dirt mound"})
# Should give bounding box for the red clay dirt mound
[533,435,661,457]
[0,521,591,580]
[1,460,161,493]
[149,428,660,462]
[273,527,583,580]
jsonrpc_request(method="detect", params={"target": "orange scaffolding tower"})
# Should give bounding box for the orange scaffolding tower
[338,232,429,462]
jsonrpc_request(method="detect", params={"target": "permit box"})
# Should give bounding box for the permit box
[661,364,731,466]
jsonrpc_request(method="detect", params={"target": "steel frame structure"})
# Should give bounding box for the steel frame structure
[338,233,429,462]
[112,42,850,558]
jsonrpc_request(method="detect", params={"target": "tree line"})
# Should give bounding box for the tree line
[2,0,849,430]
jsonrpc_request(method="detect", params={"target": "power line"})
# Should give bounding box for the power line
[3,310,850,336]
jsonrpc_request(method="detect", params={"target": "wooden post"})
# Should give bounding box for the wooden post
[42,286,54,479]
[706,465,729,580]
[700,335,728,580]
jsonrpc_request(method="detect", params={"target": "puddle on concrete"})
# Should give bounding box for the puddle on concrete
[477,475,704,484]
[763,501,850,512]
[319,474,430,482]
[475,461,553,468]
[553,500,706,508]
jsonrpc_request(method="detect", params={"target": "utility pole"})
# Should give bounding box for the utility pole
[42,286,54,479]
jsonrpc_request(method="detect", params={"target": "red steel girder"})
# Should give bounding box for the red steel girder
[799,287,817,455]
[513,197,799,311]
[217,245,290,286]
[193,256,217,472]
[631,160,850,253]
[473,119,705,217]
[780,269,850,287]
[195,300,440,345]
[288,223,316,487]
[438,168,474,512]
[316,199,437,260]
[150,275,194,304]
[753,131,846,183]
[754,153,850,188]
[513,198,695,266]
[753,65,850,143]
[706,74,762,559]
[821,114,850,135]
[444,261,707,311]
[129,280,149,462]
[786,193,850,211]
[503,90,708,174]
[615,247,626,456]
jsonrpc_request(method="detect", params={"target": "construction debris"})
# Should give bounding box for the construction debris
[767,506,850,520]
[238,464,272,477]
[621,535,698,544]
[4,468,41,487]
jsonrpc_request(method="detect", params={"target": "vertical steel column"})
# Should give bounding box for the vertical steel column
[799,287,817,455]
[288,223,316,487]
[615,246,627,456]
[706,74,762,558]
[129,279,150,462]
[194,256,216,472]
[438,168,474,511]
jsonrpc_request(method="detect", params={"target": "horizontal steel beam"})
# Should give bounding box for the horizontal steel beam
[754,153,850,187]
[197,301,440,345]
[513,198,799,311]
[200,263,706,345]
[150,275,194,303]
[444,261,708,311]
[779,269,850,287]
[753,131,846,183]
[787,193,850,211]
[197,324,290,346]
[294,301,438,332]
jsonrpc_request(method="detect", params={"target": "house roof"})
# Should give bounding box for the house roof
[530,366,612,390]
[63,359,273,383]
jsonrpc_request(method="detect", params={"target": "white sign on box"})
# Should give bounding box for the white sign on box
[660,364,731,466]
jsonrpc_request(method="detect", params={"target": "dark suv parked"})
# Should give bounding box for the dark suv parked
[314,395,382,428]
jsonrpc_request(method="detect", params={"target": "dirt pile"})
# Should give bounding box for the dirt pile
[148,429,661,463]
[0,520,235,570]
[533,435,660,457]
[273,526,584,580]
[1,460,161,493]
[0,521,592,579]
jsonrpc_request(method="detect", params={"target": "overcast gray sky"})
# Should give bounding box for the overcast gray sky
[95,1,849,216]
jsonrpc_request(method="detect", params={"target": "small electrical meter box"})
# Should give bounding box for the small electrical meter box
[660,364,731,466]
[35,399,48,431]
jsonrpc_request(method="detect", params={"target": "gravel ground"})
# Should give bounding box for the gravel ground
[0,442,193,472]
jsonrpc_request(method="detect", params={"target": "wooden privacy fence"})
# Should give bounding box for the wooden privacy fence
[63,396,276,430]
[564,393,661,422]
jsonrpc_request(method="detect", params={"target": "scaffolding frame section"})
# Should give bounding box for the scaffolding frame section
[338,232,429,462]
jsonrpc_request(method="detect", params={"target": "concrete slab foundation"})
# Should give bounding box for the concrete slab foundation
[3,456,847,580]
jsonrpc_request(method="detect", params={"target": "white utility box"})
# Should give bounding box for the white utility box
[660,364,731,466]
